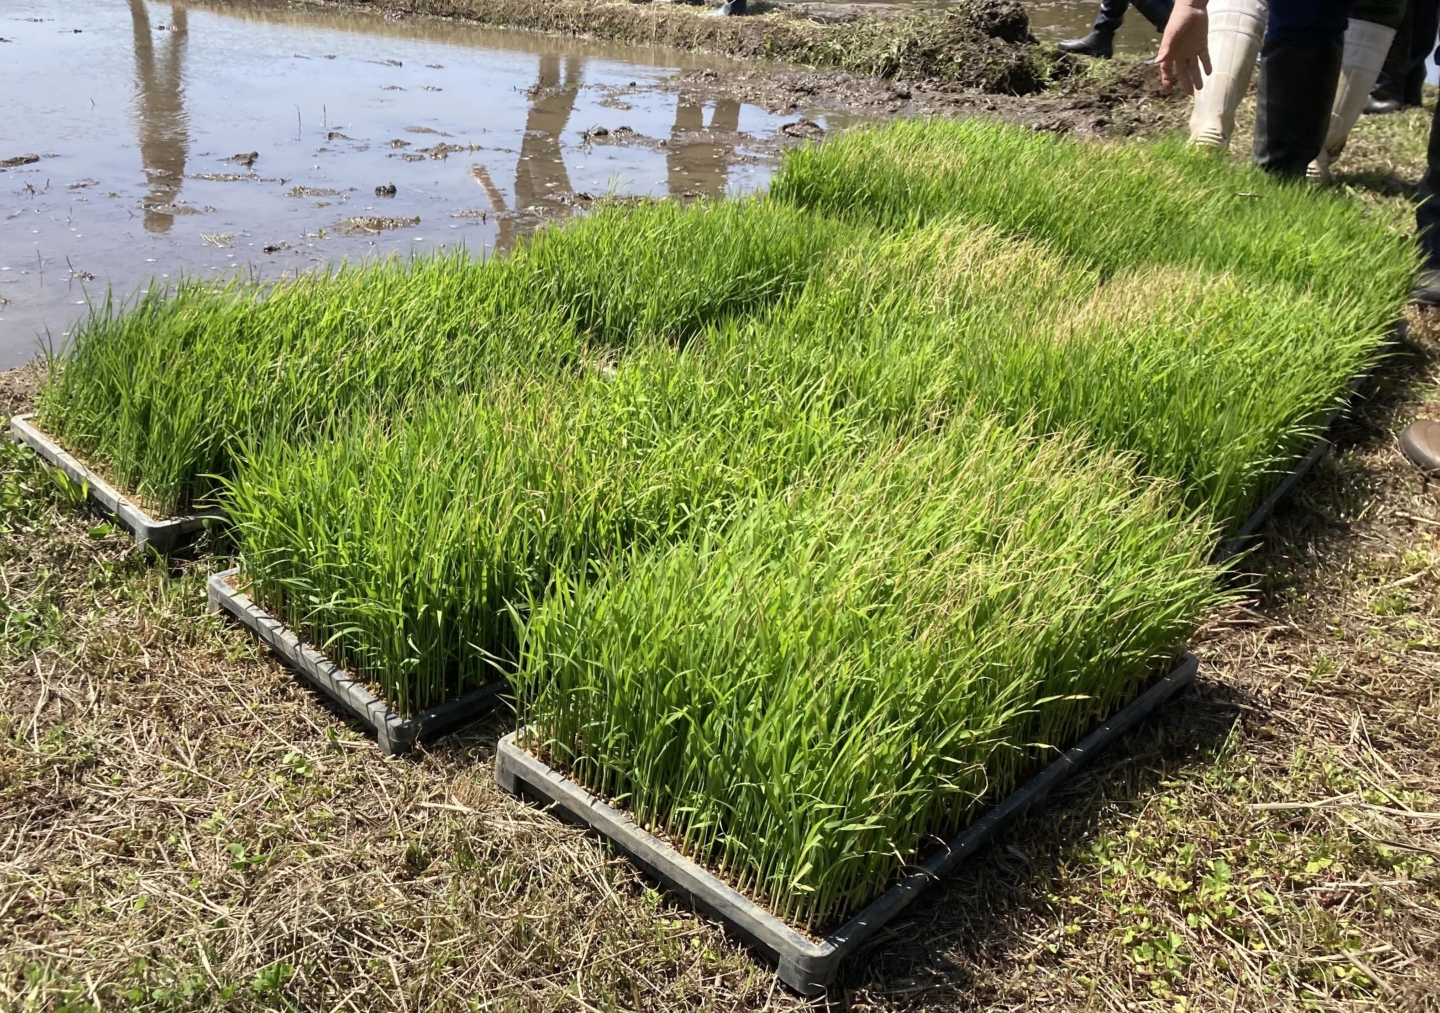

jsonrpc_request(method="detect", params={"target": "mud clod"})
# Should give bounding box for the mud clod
[780,117,824,138]
[288,186,345,198]
[0,154,41,169]
[341,214,419,233]
[374,183,398,197]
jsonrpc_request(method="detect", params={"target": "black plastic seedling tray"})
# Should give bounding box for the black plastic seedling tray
[496,653,1199,995]
[486,322,1398,991]
[1216,319,1405,565]
[9,414,222,553]
[207,568,505,754]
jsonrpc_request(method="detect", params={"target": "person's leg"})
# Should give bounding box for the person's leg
[1253,0,1352,176]
[1398,88,1440,470]
[1310,1,1405,179]
[1412,98,1440,302]
[1059,0,1130,58]
[1130,0,1175,32]
[1189,0,1269,148]
[1402,0,1439,103]
[1368,0,1414,111]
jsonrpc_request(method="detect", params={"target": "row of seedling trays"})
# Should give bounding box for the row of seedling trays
[13,119,1415,993]
[8,351,1379,992]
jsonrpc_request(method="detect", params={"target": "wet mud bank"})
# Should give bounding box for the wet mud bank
[314,0,1070,94]
[660,58,1183,143]
[0,0,813,369]
[306,0,1182,137]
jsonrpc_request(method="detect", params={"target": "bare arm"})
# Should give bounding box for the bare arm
[1157,0,1212,96]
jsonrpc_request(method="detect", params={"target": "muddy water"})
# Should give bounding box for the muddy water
[1024,1,1168,52]
[0,1,821,369]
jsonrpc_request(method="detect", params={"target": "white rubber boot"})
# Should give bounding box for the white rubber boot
[1188,0,1269,150]
[1308,19,1397,181]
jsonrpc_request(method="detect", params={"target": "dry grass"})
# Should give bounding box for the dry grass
[5,302,1439,1009]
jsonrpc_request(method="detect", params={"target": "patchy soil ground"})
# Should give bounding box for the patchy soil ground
[4,16,1440,1011]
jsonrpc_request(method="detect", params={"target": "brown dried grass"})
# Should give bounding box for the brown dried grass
[3,317,1439,1012]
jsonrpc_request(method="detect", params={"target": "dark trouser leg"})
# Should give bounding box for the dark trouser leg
[1403,0,1439,103]
[1129,0,1175,32]
[1371,1,1412,104]
[1416,96,1440,272]
[1351,0,1408,29]
[1253,0,1352,176]
[1058,0,1130,56]
[1402,94,1440,467]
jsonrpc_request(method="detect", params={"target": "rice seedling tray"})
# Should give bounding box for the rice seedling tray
[8,413,222,553]
[207,567,505,754]
[495,652,1198,995]
[1217,320,1405,565]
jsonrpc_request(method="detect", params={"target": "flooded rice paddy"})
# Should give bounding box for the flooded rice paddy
[0,0,828,368]
[0,0,1172,370]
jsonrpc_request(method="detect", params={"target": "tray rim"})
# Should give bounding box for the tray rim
[207,567,506,754]
[496,653,1199,994]
[8,413,222,551]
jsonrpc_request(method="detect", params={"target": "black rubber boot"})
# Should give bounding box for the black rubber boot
[1413,95,1440,301]
[1365,91,1405,114]
[1413,269,1440,306]
[1253,40,1344,178]
[1058,0,1126,58]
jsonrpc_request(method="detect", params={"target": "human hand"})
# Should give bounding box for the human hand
[1157,0,1211,96]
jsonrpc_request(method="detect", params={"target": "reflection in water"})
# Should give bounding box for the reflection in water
[474,65,749,253]
[667,94,740,199]
[515,55,580,210]
[129,0,190,234]
[473,54,581,252]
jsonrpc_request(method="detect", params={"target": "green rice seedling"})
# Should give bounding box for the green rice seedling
[224,348,863,715]
[516,419,1229,930]
[39,199,848,516]
[699,220,1393,526]
[770,118,1417,314]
